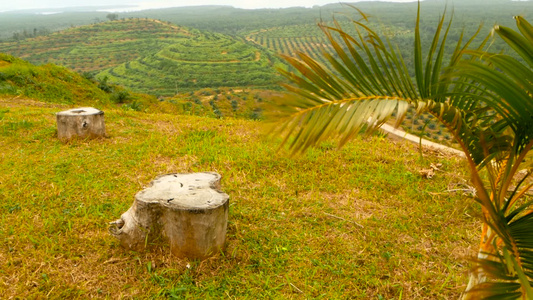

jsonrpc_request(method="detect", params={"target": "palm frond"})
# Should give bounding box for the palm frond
[458,17,533,297]
[470,209,533,298]
[275,4,479,155]
[274,3,533,298]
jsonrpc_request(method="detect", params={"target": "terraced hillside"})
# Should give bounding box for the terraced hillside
[99,30,282,96]
[0,19,192,73]
[0,19,282,96]
[246,24,333,68]
[246,22,412,68]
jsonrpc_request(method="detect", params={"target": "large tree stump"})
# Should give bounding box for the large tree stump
[56,107,105,141]
[109,172,229,259]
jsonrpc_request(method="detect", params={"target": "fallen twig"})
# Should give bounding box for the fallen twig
[289,283,303,294]
[324,212,364,228]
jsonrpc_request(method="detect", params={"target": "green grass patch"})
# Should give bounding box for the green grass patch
[0,97,479,299]
[0,53,110,104]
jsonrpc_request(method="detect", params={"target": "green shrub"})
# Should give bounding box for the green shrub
[213,108,223,118]
[249,108,263,120]
[0,83,17,95]
[110,90,130,103]
[231,99,238,111]
[122,101,142,111]
[97,76,113,93]
[81,72,95,81]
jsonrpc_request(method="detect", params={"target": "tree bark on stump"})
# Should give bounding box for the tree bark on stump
[109,172,229,259]
[56,107,105,141]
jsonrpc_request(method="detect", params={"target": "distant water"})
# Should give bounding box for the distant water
[1,0,425,14]
[96,0,421,13]
[35,11,64,15]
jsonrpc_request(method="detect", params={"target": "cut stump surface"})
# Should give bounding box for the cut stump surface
[56,107,105,141]
[110,172,229,259]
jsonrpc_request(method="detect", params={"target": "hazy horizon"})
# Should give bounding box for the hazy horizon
[1,0,421,13]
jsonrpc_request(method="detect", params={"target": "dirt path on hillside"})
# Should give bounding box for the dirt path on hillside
[380,123,465,157]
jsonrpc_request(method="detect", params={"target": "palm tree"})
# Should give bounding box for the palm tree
[274,3,533,298]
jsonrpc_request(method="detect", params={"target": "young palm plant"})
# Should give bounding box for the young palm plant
[274,4,533,298]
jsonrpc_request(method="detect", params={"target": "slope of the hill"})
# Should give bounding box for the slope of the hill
[0,53,109,104]
[0,53,277,120]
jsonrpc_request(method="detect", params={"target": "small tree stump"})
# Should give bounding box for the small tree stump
[56,107,105,141]
[109,172,229,259]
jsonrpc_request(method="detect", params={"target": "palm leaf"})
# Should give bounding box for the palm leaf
[515,16,533,43]
[495,20,533,68]
[275,4,478,155]
[274,2,533,298]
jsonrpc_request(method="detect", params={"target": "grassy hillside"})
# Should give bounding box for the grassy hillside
[0,53,170,113]
[0,53,110,104]
[0,95,478,299]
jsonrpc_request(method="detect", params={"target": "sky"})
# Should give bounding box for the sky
[0,0,420,13]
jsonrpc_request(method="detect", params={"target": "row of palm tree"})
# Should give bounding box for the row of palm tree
[274,2,533,298]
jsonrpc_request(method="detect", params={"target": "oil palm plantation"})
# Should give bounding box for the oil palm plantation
[274,4,533,299]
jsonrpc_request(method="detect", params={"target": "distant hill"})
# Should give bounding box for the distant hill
[0,18,195,73]
[0,19,282,96]
[0,1,530,39]
[119,1,531,36]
